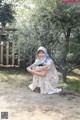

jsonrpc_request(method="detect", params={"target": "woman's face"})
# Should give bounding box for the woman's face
[37,50,45,59]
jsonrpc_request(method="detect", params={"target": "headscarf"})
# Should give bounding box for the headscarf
[34,46,51,66]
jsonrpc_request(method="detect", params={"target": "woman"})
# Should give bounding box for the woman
[27,46,61,94]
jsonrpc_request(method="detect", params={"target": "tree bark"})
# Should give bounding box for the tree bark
[62,28,71,82]
[62,70,67,82]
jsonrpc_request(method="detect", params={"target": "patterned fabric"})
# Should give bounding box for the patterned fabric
[29,59,61,94]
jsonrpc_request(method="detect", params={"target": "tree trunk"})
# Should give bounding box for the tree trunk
[62,28,71,82]
[62,70,67,83]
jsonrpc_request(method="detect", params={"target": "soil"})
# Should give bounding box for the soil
[0,81,80,120]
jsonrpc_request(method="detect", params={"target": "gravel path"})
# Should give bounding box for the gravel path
[0,82,80,120]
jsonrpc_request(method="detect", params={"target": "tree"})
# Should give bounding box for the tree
[0,0,15,27]
[8,0,80,81]
[24,0,80,82]
[50,1,80,82]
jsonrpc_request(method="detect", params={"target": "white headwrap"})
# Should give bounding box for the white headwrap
[34,46,51,66]
[37,46,47,55]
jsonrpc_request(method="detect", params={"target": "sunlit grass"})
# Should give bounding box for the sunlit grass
[66,80,80,93]
[67,76,80,81]
[0,68,80,92]
[66,72,80,92]
[0,68,32,87]
[60,69,80,93]
[73,68,80,75]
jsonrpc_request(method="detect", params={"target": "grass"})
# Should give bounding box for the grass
[60,69,80,93]
[0,67,80,93]
[0,67,32,87]
[66,76,80,93]
[66,80,80,92]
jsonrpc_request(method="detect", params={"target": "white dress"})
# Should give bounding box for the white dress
[29,59,61,94]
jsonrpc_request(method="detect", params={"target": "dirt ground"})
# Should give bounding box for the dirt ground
[0,80,80,120]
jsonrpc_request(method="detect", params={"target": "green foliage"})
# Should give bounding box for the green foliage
[67,42,80,64]
[49,2,80,81]
[0,1,15,27]
[7,0,80,81]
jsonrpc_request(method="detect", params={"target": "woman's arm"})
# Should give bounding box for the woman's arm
[35,66,48,72]
[27,67,47,76]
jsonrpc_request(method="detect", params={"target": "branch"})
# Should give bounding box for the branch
[50,55,64,71]
[68,64,80,73]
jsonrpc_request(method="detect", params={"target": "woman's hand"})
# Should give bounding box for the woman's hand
[26,67,32,72]
[27,67,35,74]
[27,66,48,76]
